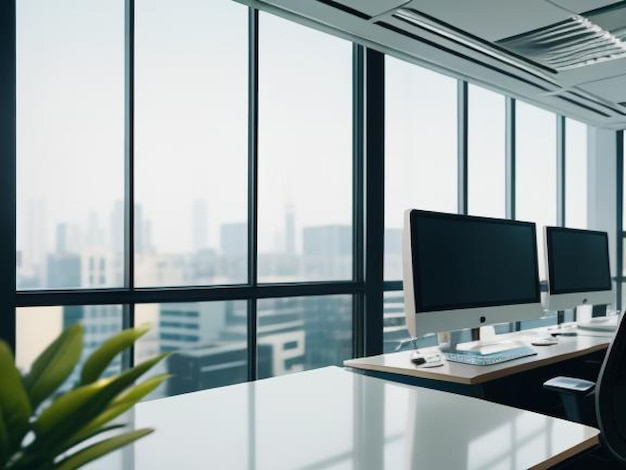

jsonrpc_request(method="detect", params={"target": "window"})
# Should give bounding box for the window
[135,0,249,287]
[516,101,557,280]
[10,1,599,397]
[16,0,125,289]
[135,301,247,398]
[468,84,506,218]
[565,118,587,229]
[384,57,457,281]
[256,295,352,376]
[258,13,353,282]
[17,305,123,385]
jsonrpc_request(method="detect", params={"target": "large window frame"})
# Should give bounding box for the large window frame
[2,4,623,379]
[5,7,377,380]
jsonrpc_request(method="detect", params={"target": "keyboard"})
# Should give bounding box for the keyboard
[443,346,537,366]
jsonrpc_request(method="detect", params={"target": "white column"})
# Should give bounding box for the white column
[587,126,619,313]
[587,127,617,271]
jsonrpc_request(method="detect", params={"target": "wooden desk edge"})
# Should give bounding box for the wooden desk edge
[530,432,600,470]
[343,342,609,385]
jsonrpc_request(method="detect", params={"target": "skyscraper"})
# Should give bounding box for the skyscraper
[110,200,153,255]
[220,222,247,257]
[302,224,351,279]
[192,199,209,253]
[21,199,48,287]
[285,204,295,254]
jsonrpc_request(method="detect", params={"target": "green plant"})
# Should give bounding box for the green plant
[0,323,170,469]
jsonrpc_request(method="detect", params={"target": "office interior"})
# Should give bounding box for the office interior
[2,0,626,468]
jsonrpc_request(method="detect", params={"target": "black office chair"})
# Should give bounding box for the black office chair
[544,313,626,466]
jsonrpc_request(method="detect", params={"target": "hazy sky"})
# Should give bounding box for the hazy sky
[17,0,353,255]
[16,0,587,260]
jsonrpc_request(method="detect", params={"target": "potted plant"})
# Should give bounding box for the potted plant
[0,323,170,469]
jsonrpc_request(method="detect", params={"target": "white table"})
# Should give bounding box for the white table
[131,366,599,469]
[344,331,610,386]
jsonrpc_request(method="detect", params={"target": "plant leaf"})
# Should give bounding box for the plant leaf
[23,324,83,410]
[56,423,127,457]
[33,380,107,443]
[32,353,169,452]
[0,341,32,453]
[64,373,170,450]
[54,428,153,470]
[112,373,171,406]
[80,324,151,386]
[0,407,10,468]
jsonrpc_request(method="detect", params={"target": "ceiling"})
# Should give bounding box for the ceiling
[239,0,626,129]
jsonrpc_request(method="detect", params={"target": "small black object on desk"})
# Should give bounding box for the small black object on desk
[551,331,578,337]
[410,351,444,367]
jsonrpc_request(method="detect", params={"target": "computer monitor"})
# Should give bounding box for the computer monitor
[543,226,613,312]
[402,209,543,339]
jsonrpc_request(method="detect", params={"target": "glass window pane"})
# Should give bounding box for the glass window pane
[565,118,587,229]
[16,0,125,289]
[258,13,353,282]
[468,84,506,218]
[17,305,124,388]
[135,0,248,287]
[385,57,457,280]
[135,301,247,398]
[516,101,557,279]
[17,306,126,469]
[257,295,352,377]
[382,291,450,353]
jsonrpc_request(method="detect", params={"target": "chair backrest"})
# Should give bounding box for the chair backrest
[596,313,626,462]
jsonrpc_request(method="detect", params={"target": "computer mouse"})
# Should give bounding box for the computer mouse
[410,354,426,365]
[531,337,558,346]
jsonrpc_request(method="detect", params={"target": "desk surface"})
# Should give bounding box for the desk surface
[133,366,599,470]
[344,331,610,385]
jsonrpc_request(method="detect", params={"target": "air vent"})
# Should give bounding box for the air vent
[392,8,557,76]
[497,5,626,71]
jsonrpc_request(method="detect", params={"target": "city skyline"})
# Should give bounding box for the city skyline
[17,197,377,290]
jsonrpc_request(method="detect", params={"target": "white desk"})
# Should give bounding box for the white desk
[132,366,599,469]
[345,331,610,386]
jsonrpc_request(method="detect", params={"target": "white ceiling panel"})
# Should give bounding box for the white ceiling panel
[548,0,621,15]
[578,74,626,102]
[247,0,626,127]
[334,0,410,17]
[403,0,571,41]
[556,57,626,87]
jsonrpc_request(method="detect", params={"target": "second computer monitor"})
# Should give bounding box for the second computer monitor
[402,210,544,338]
[543,226,613,311]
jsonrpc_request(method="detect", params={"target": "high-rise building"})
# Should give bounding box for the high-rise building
[61,305,123,392]
[302,224,352,279]
[384,227,403,280]
[285,204,295,254]
[20,199,48,287]
[85,211,106,250]
[301,296,351,369]
[220,222,247,257]
[219,222,247,281]
[158,302,228,353]
[110,200,124,255]
[192,199,209,253]
[110,200,153,255]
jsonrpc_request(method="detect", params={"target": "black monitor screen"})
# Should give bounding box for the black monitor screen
[546,227,611,294]
[410,210,540,312]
